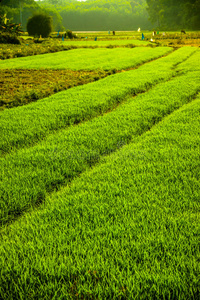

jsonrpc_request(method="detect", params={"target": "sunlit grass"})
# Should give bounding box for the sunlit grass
[1,69,200,224]
[0,47,170,70]
[177,48,200,72]
[0,94,199,299]
[0,43,199,299]
[0,47,196,155]
[62,38,151,46]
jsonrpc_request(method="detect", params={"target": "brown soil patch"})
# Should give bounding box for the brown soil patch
[0,69,110,109]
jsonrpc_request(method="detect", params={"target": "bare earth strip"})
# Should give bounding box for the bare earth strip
[0,69,110,109]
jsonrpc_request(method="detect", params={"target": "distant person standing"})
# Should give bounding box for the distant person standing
[142,33,145,40]
[113,30,115,35]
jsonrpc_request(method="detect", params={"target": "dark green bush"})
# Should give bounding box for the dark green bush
[27,13,53,38]
[0,33,20,44]
[66,29,77,39]
[0,15,23,36]
[66,30,73,39]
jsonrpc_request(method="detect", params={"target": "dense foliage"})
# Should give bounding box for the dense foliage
[1,0,199,31]
[146,0,200,30]
[49,0,151,30]
[0,0,37,27]
[0,14,22,43]
[0,0,63,31]
[27,12,53,37]
[39,0,200,30]
[0,32,20,44]
[0,14,23,35]
[0,0,151,31]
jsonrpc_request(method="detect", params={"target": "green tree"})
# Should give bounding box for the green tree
[1,0,35,6]
[146,0,200,30]
[27,12,53,37]
[59,0,151,30]
[0,0,38,28]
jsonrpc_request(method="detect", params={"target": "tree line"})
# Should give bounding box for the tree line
[146,0,200,30]
[0,0,63,31]
[0,0,199,32]
[58,0,151,31]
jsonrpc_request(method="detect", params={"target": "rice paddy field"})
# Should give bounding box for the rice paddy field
[0,47,171,70]
[0,32,200,299]
[62,39,151,47]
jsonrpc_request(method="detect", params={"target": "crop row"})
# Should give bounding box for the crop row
[0,94,199,299]
[0,47,172,111]
[1,69,200,224]
[0,38,151,60]
[0,47,171,70]
[177,48,200,72]
[0,47,196,155]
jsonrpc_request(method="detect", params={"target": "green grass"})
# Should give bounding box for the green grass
[0,47,171,70]
[0,38,199,299]
[177,48,200,72]
[19,36,34,40]
[1,69,200,225]
[0,47,196,155]
[0,94,199,299]
[0,41,79,60]
[1,31,199,61]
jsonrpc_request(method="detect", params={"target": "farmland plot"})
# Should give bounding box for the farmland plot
[0,45,200,299]
[0,94,199,299]
[0,47,172,70]
[0,68,111,109]
[62,38,151,47]
[0,47,172,109]
[177,48,200,72]
[0,47,196,155]
[1,69,200,224]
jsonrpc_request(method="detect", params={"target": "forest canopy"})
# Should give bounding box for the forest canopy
[0,0,63,31]
[146,0,200,30]
[39,0,151,31]
[0,0,199,31]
